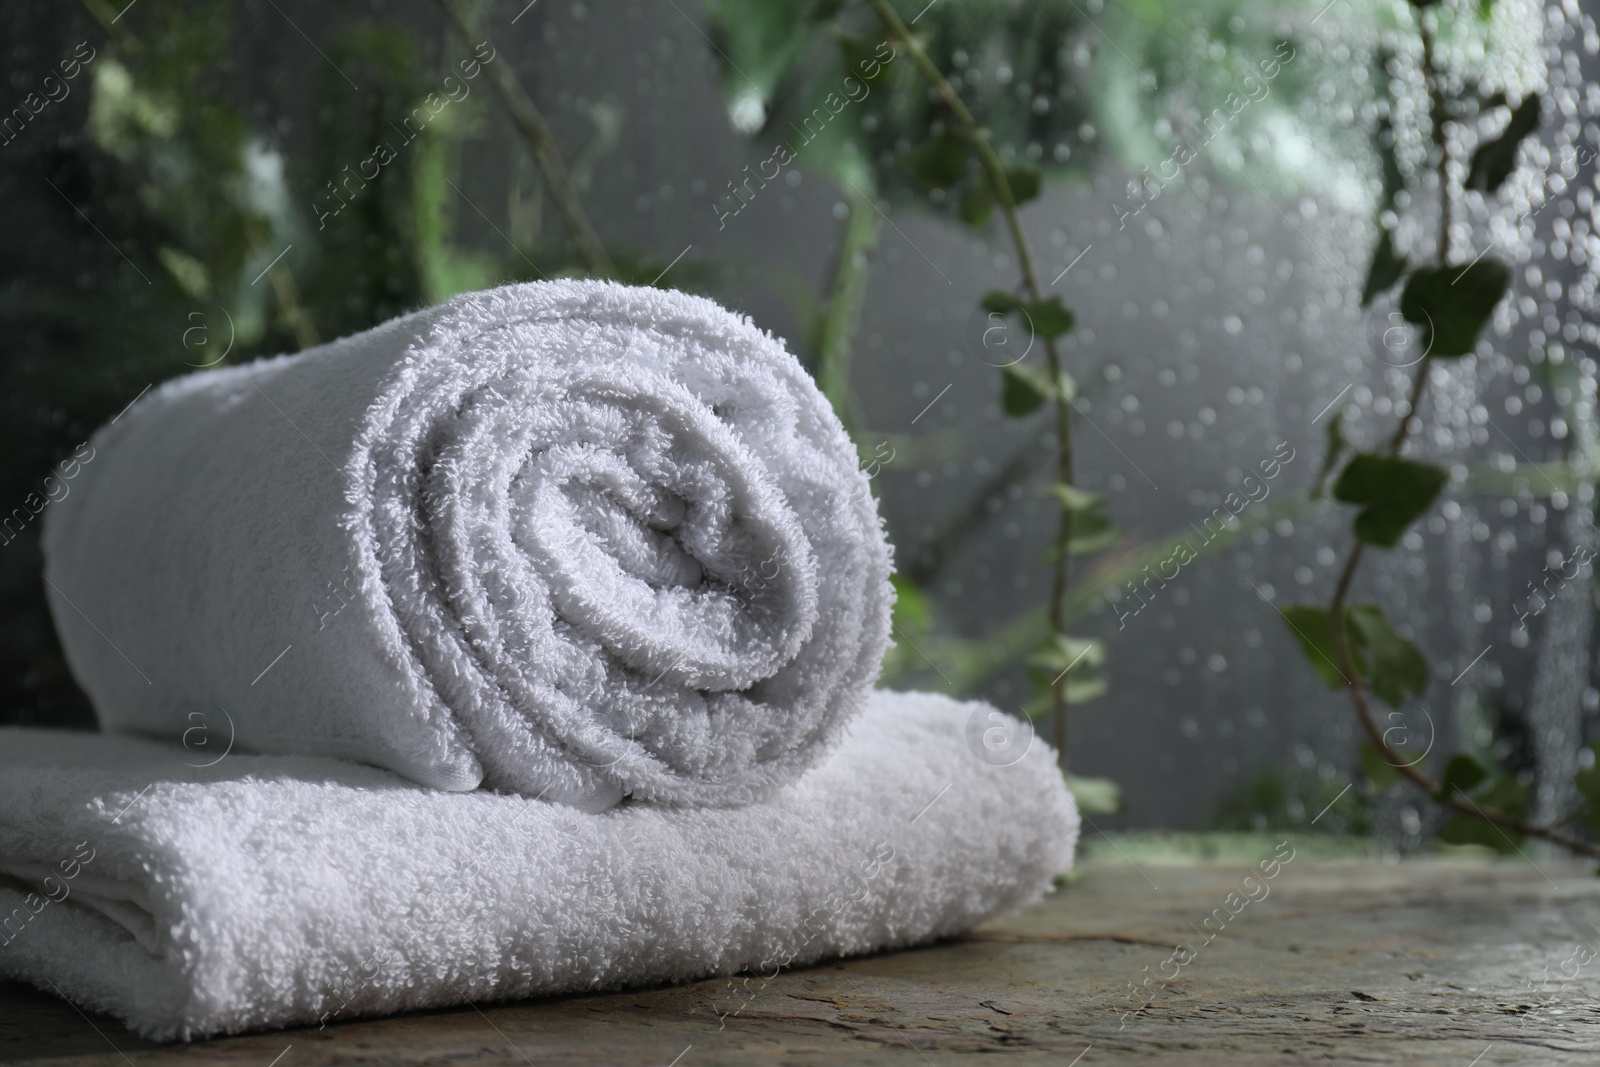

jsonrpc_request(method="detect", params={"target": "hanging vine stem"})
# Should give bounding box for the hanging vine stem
[867,0,1078,761]
[1325,17,1600,860]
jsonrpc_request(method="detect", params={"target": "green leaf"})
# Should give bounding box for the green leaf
[1062,507,1118,556]
[1279,605,1346,690]
[1344,604,1430,709]
[1437,812,1517,851]
[1435,753,1489,800]
[1042,507,1119,561]
[1024,296,1075,339]
[889,573,931,633]
[1040,483,1104,512]
[1003,164,1042,206]
[1064,773,1125,814]
[1434,757,1527,854]
[835,30,893,85]
[157,246,212,301]
[906,128,972,189]
[1437,771,1526,853]
[1466,95,1541,195]
[1478,774,1529,820]
[981,292,1074,342]
[1360,227,1407,307]
[959,184,993,227]
[1359,742,1404,792]
[1277,603,1427,708]
[1029,633,1106,674]
[1001,363,1052,416]
[1332,453,1449,548]
[981,290,1023,314]
[1064,672,1109,703]
[1398,260,1512,358]
[1023,663,1108,716]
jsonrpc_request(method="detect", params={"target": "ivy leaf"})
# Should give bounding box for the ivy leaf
[1279,605,1347,690]
[959,184,993,227]
[1001,363,1053,416]
[1437,812,1518,851]
[1029,633,1106,674]
[981,292,1074,342]
[1435,753,1489,800]
[1041,506,1118,560]
[961,165,1042,226]
[1360,227,1407,307]
[1025,296,1075,339]
[1064,673,1109,703]
[981,290,1023,314]
[906,127,971,188]
[1332,453,1449,548]
[1003,163,1042,206]
[1040,483,1104,512]
[1064,773,1124,814]
[1023,663,1108,716]
[1063,507,1118,556]
[1435,758,1527,854]
[1344,604,1430,709]
[1438,772,1527,853]
[835,30,894,84]
[1466,94,1541,195]
[1277,603,1428,708]
[1478,774,1529,820]
[1399,260,1511,358]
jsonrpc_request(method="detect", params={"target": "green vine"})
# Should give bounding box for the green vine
[1285,2,1600,860]
[867,0,1111,770]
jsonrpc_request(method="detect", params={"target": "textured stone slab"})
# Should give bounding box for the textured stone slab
[4,860,1599,1065]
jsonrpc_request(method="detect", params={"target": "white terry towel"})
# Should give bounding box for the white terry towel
[42,281,894,811]
[0,690,1076,1041]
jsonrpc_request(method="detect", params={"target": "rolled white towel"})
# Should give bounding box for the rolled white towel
[0,691,1077,1041]
[42,281,893,810]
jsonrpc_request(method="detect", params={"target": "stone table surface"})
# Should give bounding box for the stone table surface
[4,858,1599,1066]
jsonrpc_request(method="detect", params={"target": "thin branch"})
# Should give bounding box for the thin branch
[868,0,1078,761]
[436,0,612,276]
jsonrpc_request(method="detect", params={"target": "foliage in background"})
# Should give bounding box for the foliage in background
[1214,767,1373,837]
[1280,0,1600,860]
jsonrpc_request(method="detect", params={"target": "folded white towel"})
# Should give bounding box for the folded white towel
[42,281,893,810]
[0,690,1075,1041]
